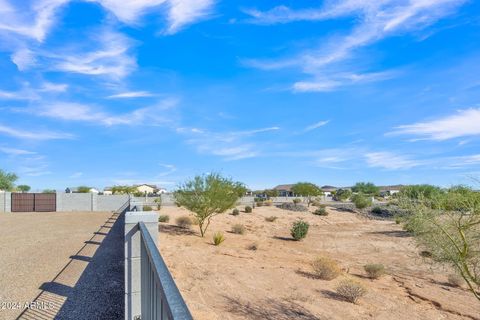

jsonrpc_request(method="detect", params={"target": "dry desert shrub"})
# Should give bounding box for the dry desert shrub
[176,216,192,228]
[364,263,386,279]
[265,216,277,222]
[247,242,259,251]
[158,215,170,223]
[231,224,246,235]
[213,232,225,246]
[311,257,341,280]
[245,206,253,213]
[231,208,240,216]
[336,279,367,304]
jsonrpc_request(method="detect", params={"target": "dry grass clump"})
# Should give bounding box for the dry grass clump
[447,274,463,287]
[311,257,341,280]
[231,224,246,235]
[335,279,367,304]
[265,216,277,222]
[213,232,225,246]
[176,216,192,228]
[158,215,170,223]
[364,263,386,279]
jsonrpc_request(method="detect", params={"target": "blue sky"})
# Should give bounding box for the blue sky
[0,0,480,191]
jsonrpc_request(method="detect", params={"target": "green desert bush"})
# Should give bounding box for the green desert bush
[291,220,309,241]
[143,205,153,211]
[278,203,308,212]
[336,279,367,304]
[293,198,302,205]
[311,257,341,280]
[256,201,264,207]
[447,274,463,287]
[265,216,277,222]
[176,216,192,228]
[313,206,328,216]
[213,232,225,245]
[371,206,383,215]
[158,215,170,223]
[231,224,246,235]
[352,194,372,209]
[311,200,322,207]
[364,264,385,279]
[245,206,253,213]
[231,208,240,216]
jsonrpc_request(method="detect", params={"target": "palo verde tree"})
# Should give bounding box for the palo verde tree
[174,173,245,237]
[334,188,352,202]
[17,185,31,193]
[351,182,380,196]
[77,186,92,193]
[291,182,323,207]
[111,185,138,194]
[0,169,18,191]
[399,185,480,301]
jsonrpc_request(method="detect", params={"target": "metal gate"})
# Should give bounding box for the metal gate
[11,193,56,212]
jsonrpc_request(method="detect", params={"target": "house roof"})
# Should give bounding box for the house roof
[321,185,337,191]
[134,184,158,189]
[273,184,294,191]
[379,185,404,192]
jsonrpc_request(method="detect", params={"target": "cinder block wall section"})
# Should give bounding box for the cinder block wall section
[0,192,6,212]
[97,195,130,211]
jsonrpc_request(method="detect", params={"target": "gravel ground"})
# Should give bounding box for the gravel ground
[0,211,124,320]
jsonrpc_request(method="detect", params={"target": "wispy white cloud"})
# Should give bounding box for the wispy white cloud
[10,98,178,126]
[91,0,215,34]
[49,30,137,79]
[158,163,177,176]
[365,151,421,170]
[11,48,37,70]
[164,0,216,34]
[181,126,280,160]
[0,124,73,140]
[0,0,68,42]
[91,0,167,24]
[69,172,83,178]
[0,147,36,155]
[107,91,154,99]
[244,0,465,91]
[304,120,330,132]
[390,108,480,141]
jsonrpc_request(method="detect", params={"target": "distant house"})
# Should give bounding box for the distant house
[379,185,403,197]
[321,185,337,197]
[273,184,295,197]
[103,187,113,195]
[134,184,159,195]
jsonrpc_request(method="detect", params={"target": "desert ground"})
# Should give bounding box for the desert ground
[0,211,123,320]
[157,205,479,320]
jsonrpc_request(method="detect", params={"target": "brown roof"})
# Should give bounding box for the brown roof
[273,184,294,191]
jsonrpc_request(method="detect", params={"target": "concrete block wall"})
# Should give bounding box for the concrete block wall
[97,195,130,211]
[0,193,4,212]
[56,193,93,211]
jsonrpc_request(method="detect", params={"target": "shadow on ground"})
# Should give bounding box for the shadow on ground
[17,212,125,320]
[158,224,196,236]
[368,230,411,238]
[222,295,321,320]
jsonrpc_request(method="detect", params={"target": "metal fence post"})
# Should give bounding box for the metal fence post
[125,211,159,320]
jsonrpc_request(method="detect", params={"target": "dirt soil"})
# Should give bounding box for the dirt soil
[157,205,480,320]
[0,211,123,320]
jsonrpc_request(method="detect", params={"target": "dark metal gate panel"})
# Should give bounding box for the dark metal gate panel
[34,193,56,212]
[11,193,35,212]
